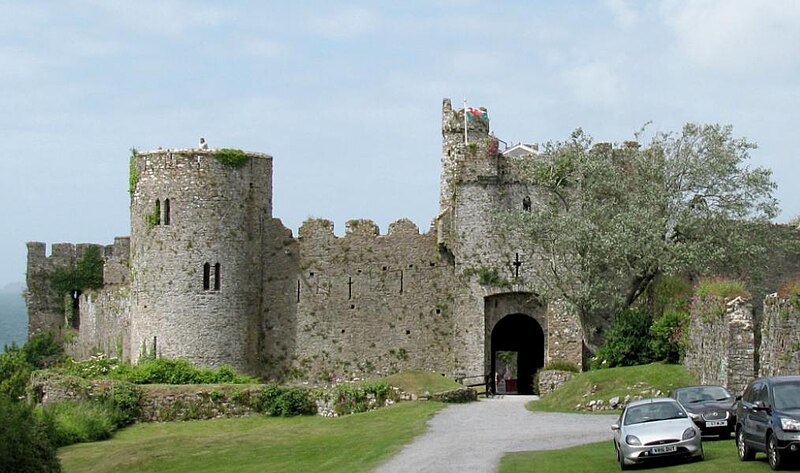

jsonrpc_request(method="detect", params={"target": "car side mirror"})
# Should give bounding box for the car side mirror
[611,424,620,431]
[753,400,771,411]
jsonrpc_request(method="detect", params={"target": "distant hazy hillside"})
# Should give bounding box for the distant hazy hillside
[0,287,27,347]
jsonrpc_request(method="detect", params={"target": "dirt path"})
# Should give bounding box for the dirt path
[373,396,617,473]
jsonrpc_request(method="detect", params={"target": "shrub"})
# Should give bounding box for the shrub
[650,310,689,363]
[110,358,258,385]
[692,278,750,322]
[0,398,61,473]
[23,333,65,368]
[93,381,142,427]
[592,308,654,369]
[254,384,316,417]
[332,381,396,415]
[39,401,116,447]
[62,354,121,379]
[1,334,66,401]
[0,348,32,401]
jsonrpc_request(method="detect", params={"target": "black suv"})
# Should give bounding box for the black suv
[736,376,800,470]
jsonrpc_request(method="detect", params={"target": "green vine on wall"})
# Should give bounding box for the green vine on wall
[49,246,104,295]
[146,203,160,229]
[212,148,251,168]
[777,280,800,319]
[462,266,512,288]
[129,148,139,197]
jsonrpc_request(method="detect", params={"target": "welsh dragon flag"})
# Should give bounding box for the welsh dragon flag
[466,106,488,122]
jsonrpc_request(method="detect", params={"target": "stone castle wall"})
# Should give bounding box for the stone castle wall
[440,99,582,378]
[759,294,800,376]
[684,296,755,396]
[27,242,109,337]
[129,150,272,373]
[288,218,456,382]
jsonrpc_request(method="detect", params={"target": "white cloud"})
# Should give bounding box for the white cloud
[661,0,800,73]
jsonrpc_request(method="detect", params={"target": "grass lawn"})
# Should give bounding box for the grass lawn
[530,363,697,413]
[380,369,463,395]
[499,438,782,472]
[60,401,444,473]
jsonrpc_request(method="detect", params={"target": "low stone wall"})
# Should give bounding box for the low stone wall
[428,387,477,403]
[537,370,574,395]
[29,375,477,422]
[684,296,755,396]
[138,385,262,421]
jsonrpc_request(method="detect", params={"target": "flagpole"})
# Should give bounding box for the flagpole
[463,98,468,145]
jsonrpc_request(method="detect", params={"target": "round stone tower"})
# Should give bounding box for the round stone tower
[129,148,272,373]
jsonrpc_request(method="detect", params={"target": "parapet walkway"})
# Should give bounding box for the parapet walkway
[373,395,616,473]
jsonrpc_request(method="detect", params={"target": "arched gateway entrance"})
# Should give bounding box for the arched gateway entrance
[485,293,545,395]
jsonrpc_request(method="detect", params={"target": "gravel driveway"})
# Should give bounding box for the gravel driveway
[373,396,617,473]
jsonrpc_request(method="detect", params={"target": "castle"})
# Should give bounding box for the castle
[26,99,586,394]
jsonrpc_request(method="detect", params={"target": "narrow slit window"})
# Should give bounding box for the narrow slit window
[154,199,161,225]
[203,263,211,290]
[164,198,171,225]
[214,263,221,291]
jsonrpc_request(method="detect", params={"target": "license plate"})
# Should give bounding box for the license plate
[706,420,728,427]
[651,445,677,455]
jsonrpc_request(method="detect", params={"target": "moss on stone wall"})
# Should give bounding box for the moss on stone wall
[128,148,139,196]
[50,246,104,295]
[213,148,251,168]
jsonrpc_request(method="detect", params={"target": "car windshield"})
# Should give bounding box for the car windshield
[676,386,732,404]
[772,381,800,411]
[624,401,687,425]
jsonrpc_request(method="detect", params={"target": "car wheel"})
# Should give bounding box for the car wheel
[617,445,629,471]
[737,428,755,461]
[695,444,705,462]
[768,433,783,470]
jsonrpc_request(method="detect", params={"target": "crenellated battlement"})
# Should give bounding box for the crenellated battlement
[299,218,427,241]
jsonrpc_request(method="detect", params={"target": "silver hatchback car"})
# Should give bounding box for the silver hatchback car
[612,397,704,470]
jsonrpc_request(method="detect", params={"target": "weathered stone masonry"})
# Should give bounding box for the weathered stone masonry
[28,99,584,391]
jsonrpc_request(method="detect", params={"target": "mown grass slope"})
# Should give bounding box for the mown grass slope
[60,401,444,473]
[380,369,463,395]
[530,362,697,413]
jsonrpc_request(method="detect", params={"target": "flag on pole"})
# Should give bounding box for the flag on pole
[463,99,468,145]
[465,106,489,122]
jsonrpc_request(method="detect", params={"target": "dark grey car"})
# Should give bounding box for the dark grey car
[736,376,800,470]
[670,385,736,438]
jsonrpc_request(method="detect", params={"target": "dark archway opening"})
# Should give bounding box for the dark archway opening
[490,313,544,395]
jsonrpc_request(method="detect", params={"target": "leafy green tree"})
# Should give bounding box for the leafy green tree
[591,308,654,368]
[649,310,689,363]
[0,398,62,472]
[508,124,777,349]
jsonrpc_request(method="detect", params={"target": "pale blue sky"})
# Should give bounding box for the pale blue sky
[1,0,799,287]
